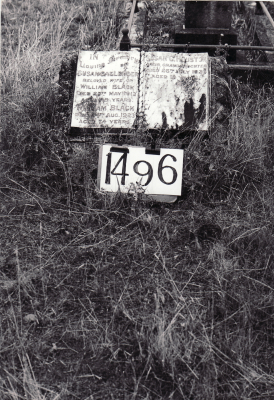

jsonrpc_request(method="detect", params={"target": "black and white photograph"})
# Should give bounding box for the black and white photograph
[1,0,274,398]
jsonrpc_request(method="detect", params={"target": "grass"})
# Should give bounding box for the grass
[1,0,274,399]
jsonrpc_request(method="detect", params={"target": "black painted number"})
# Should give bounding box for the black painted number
[133,161,153,186]
[158,154,178,185]
[105,148,129,185]
[105,153,112,184]
[105,148,178,187]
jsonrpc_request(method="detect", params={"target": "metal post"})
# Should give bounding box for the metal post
[120,0,138,51]
[128,0,138,33]
[120,28,131,51]
[130,43,274,51]
[259,1,274,30]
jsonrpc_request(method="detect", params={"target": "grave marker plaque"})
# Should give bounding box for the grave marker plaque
[71,51,140,129]
[71,51,210,131]
[140,52,209,131]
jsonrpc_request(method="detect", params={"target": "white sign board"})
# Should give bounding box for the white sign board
[98,145,184,196]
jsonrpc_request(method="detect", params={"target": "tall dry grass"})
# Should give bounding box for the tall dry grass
[1,0,123,187]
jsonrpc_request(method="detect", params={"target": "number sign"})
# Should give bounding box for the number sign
[98,145,184,196]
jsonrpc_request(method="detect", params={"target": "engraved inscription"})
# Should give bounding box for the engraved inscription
[142,52,209,130]
[71,51,140,129]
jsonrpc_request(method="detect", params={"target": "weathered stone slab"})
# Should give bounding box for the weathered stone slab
[140,52,209,131]
[70,50,210,132]
[71,51,140,129]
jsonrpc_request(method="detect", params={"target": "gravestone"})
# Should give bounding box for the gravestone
[140,52,209,131]
[70,51,210,131]
[71,51,140,129]
[185,1,233,30]
[55,2,236,203]
[174,1,237,63]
